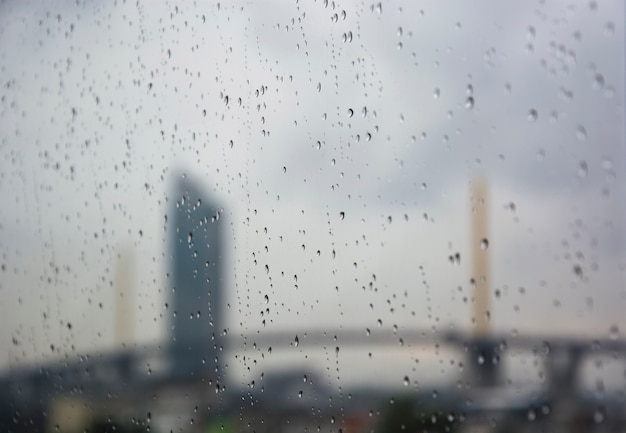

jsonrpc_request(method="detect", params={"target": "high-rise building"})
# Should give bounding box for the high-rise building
[168,174,225,380]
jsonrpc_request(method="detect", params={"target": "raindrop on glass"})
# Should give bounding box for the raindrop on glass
[593,408,605,424]
[593,73,605,90]
[578,161,588,178]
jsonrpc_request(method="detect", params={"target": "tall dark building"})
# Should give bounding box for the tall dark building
[169,174,225,380]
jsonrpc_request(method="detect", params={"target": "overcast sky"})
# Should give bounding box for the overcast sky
[0,0,625,389]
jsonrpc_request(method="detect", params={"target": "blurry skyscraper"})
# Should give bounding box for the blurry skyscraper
[168,174,225,381]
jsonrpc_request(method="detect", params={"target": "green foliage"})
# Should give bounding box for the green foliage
[377,396,458,433]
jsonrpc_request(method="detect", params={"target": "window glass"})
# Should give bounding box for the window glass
[1,1,625,432]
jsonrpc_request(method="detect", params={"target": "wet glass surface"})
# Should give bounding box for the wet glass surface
[0,1,625,432]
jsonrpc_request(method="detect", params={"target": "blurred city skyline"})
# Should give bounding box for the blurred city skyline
[0,0,625,394]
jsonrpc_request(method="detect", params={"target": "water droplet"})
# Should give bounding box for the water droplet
[593,407,605,424]
[527,408,536,421]
[506,202,516,213]
[609,325,619,340]
[528,109,538,122]
[339,212,345,220]
[403,376,409,386]
[576,125,587,140]
[347,108,354,118]
[316,82,321,92]
[298,390,303,398]
[480,238,489,250]
[433,88,440,99]
[294,335,299,347]
[578,161,588,178]
[450,252,461,266]
[593,73,605,90]
[264,294,269,304]
[465,97,474,109]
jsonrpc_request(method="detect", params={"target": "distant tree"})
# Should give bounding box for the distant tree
[377,396,457,433]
